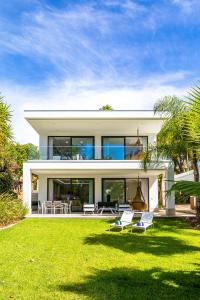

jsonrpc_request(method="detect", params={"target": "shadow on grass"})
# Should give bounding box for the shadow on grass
[84,232,200,256]
[57,267,200,300]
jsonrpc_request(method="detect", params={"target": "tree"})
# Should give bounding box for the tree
[169,84,200,220]
[153,96,190,174]
[0,95,13,193]
[0,94,39,194]
[7,142,39,180]
[0,94,12,149]
[99,104,113,111]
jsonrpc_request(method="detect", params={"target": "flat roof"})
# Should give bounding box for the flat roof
[24,110,164,120]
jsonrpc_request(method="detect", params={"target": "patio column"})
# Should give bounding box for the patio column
[165,161,175,216]
[95,135,101,159]
[23,164,32,213]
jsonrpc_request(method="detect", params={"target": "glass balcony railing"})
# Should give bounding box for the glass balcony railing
[30,146,151,161]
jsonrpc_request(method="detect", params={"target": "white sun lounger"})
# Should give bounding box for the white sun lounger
[110,211,134,231]
[132,212,153,232]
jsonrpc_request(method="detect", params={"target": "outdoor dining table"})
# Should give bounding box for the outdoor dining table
[97,206,116,214]
[41,202,70,214]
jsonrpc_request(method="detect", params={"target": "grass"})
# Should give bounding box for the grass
[0,218,200,300]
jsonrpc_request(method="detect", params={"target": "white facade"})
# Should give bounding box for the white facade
[23,110,175,215]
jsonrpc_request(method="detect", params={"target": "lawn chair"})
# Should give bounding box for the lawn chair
[132,212,153,232]
[110,210,134,231]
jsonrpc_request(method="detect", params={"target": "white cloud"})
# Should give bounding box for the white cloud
[172,0,200,13]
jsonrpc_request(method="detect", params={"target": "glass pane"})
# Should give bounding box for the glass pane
[49,137,71,160]
[72,137,94,160]
[48,178,94,211]
[48,178,71,201]
[102,137,124,160]
[125,137,147,160]
[71,179,94,204]
[126,178,148,208]
[103,179,125,203]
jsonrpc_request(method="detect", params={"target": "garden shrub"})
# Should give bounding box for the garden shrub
[0,193,28,226]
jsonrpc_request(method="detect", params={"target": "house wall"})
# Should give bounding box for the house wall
[37,174,158,211]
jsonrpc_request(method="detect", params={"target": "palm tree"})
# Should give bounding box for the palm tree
[0,95,13,192]
[143,96,190,173]
[170,84,200,220]
[154,96,191,173]
[0,95,12,149]
[99,105,113,111]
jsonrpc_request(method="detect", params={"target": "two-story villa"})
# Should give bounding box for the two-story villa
[23,110,175,215]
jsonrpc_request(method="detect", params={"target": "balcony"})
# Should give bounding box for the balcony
[34,145,149,161]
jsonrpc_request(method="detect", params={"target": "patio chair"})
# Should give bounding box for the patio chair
[38,200,43,214]
[117,204,131,214]
[110,210,134,231]
[53,201,64,214]
[44,201,54,214]
[132,212,153,232]
[83,203,95,214]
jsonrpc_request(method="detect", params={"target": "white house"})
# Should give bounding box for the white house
[23,110,175,215]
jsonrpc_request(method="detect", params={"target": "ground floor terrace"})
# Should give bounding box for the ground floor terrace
[23,160,175,216]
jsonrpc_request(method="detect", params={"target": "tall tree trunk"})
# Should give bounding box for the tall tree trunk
[192,148,200,220]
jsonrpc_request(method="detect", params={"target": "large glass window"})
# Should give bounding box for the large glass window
[102,137,124,160]
[48,178,94,211]
[48,137,94,160]
[102,179,125,203]
[126,178,148,207]
[102,136,147,160]
[125,137,147,160]
[102,178,149,208]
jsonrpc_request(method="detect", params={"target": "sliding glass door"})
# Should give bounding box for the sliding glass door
[102,136,148,160]
[102,179,125,203]
[48,178,94,211]
[102,137,124,160]
[48,137,94,160]
[102,178,149,208]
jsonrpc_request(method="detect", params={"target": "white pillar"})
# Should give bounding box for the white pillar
[95,135,101,159]
[165,161,175,216]
[39,135,47,159]
[23,163,32,213]
[38,175,48,203]
[149,176,158,211]
[95,176,101,204]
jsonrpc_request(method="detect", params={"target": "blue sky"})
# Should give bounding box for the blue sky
[0,0,200,144]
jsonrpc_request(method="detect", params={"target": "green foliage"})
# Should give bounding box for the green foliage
[7,142,39,179]
[154,96,190,173]
[0,193,28,226]
[0,95,13,150]
[99,104,113,111]
[170,181,200,197]
[0,171,13,193]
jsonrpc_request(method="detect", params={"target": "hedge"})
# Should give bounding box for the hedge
[0,193,28,226]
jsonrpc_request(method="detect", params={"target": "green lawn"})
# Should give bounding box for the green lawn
[0,218,200,300]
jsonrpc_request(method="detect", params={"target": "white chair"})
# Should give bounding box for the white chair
[110,210,134,231]
[83,204,95,214]
[53,201,64,214]
[44,201,54,214]
[132,212,153,232]
[38,201,43,214]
